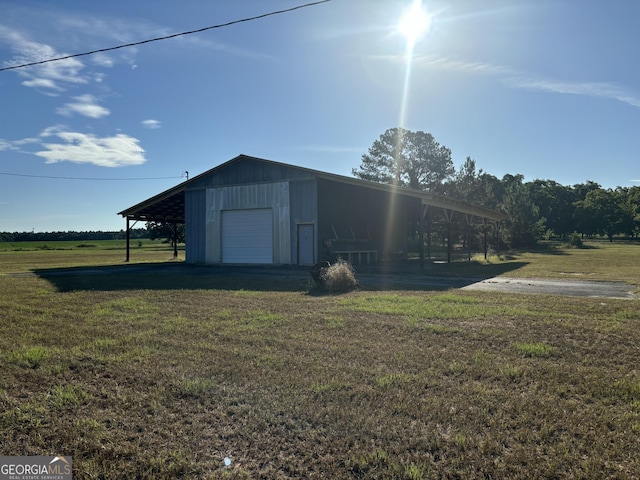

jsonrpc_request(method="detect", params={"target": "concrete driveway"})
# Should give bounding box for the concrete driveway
[461,276,637,299]
[354,271,637,299]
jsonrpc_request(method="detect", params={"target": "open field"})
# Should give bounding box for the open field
[0,239,183,273]
[1,238,638,284]
[423,240,640,286]
[1,241,640,478]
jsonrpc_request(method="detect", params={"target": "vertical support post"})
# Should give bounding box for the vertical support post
[418,202,424,270]
[125,217,130,263]
[466,214,472,262]
[443,208,453,264]
[495,221,500,257]
[173,221,178,259]
[483,218,488,260]
[426,206,431,260]
[447,219,452,263]
[418,204,425,270]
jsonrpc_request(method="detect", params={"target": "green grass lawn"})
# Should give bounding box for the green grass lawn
[0,239,183,273]
[422,239,640,286]
[491,240,640,284]
[1,241,639,478]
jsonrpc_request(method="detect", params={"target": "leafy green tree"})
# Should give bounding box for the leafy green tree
[574,189,628,241]
[146,221,185,247]
[572,181,604,237]
[448,157,501,210]
[499,174,545,248]
[527,180,577,238]
[624,186,640,237]
[477,172,503,211]
[353,128,454,193]
[613,187,637,238]
[573,181,602,201]
[450,156,481,202]
[0,230,146,242]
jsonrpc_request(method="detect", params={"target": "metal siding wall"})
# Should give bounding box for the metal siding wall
[204,182,291,264]
[185,189,206,263]
[188,157,316,189]
[289,179,318,264]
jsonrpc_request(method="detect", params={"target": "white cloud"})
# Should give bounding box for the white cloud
[505,77,640,109]
[396,53,640,109]
[1,8,273,98]
[35,131,146,167]
[412,55,510,76]
[179,35,276,62]
[38,125,65,138]
[0,126,144,168]
[21,78,63,91]
[35,56,86,85]
[13,136,41,146]
[91,54,114,68]
[0,25,87,92]
[0,136,40,151]
[141,119,162,129]
[56,94,110,118]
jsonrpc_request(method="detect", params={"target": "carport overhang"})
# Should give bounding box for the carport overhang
[118,182,186,261]
[328,176,507,222]
[331,179,507,264]
[312,171,507,264]
[414,192,507,265]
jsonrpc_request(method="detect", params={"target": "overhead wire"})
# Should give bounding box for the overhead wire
[0,0,332,72]
[0,2,333,181]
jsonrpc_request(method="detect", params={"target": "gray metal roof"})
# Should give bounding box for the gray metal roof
[118,154,507,223]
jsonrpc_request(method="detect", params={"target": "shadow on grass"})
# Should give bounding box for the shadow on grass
[418,260,529,279]
[532,240,600,254]
[352,259,529,292]
[33,259,529,293]
[33,263,312,293]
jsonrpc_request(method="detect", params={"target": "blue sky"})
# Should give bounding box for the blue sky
[1,0,639,232]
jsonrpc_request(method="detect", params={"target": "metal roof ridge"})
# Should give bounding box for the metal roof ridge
[118,154,506,222]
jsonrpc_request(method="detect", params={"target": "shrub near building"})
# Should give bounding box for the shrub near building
[321,261,358,293]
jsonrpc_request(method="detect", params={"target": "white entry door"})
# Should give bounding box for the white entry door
[221,209,273,264]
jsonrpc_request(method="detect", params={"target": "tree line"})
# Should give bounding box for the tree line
[0,224,184,245]
[0,229,149,242]
[353,127,640,248]
[3,128,638,250]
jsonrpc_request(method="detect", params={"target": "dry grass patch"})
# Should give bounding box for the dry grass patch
[320,260,358,292]
[1,251,640,478]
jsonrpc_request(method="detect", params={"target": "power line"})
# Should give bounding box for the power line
[0,172,183,181]
[0,0,332,72]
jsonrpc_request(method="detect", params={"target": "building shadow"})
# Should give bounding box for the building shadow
[33,260,529,294]
[33,263,309,293]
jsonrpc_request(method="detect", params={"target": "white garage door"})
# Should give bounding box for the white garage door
[221,209,273,264]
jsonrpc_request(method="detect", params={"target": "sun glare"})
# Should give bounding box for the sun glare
[398,0,431,46]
